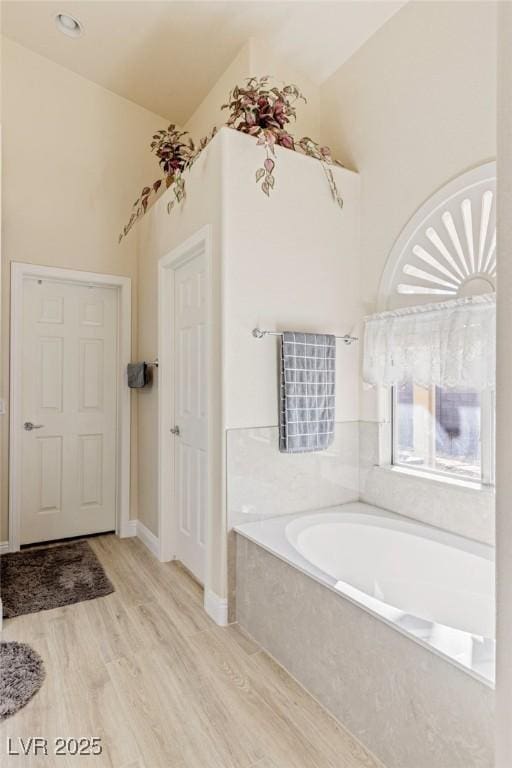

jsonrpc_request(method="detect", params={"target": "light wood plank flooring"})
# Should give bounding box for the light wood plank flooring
[1,534,382,768]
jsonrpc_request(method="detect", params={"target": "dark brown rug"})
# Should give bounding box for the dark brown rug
[0,540,114,619]
[0,641,45,719]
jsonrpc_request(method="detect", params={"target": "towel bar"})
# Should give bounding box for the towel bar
[252,328,358,345]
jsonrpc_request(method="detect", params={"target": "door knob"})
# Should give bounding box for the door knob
[170,425,180,436]
[24,421,44,431]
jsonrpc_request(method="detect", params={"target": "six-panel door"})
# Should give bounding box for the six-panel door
[173,253,207,584]
[20,277,118,544]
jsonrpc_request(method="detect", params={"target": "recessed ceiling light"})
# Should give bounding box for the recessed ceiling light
[55,13,83,38]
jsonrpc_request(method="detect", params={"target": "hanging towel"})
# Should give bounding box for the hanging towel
[279,332,336,454]
[127,362,148,388]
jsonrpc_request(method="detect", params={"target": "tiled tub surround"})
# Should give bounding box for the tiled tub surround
[236,502,495,684]
[359,421,495,546]
[236,511,495,768]
[226,421,359,621]
[227,421,359,529]
[226,420,494,545]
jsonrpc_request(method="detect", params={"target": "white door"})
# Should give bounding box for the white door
[173,253,207,583]
[20,276,118,545]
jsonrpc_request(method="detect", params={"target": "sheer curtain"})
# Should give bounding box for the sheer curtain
[363,293,496,391]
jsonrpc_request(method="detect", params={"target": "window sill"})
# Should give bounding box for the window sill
[376,464,495,495]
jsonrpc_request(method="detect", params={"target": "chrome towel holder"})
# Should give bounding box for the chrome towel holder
[252,328,358,345]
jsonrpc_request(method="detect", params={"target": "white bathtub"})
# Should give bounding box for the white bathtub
[235,501,495,684]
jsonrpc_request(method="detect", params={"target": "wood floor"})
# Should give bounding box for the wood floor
[1,534,382,768]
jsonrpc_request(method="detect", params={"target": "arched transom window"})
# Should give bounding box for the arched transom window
[378,162,496,310]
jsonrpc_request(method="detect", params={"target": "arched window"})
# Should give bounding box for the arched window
[378,162,496,310]
[377,162,496,485]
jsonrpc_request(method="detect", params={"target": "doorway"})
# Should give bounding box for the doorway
[9,263,131,550]
[158,228,209,584]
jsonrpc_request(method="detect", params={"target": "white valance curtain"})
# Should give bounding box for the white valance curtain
[363,293,496,391]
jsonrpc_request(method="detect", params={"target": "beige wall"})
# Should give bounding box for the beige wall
[247,39,322,141]
[495,2,512,763]
[1,2,499,565]
[184,43,251,138]
[185,38,324,148]
[0,37,167,540]
[320,0,497,315]
[136,132,224,595]
[0,31,340,548]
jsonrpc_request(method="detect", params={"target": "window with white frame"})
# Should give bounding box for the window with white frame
[392,381,495,485]
[363,161,497,488]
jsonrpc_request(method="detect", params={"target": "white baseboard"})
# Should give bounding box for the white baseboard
[136,520,160,558]
[119,519,137,538]
[204,589,229,626]
[120,518,160,559]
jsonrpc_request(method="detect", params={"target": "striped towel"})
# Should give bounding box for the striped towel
[279,332,336,453]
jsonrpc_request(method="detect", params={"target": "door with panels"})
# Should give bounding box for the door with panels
[20,276,118,544]
[172,252,207,584]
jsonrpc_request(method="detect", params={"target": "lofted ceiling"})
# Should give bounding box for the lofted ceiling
[2,1,407,123]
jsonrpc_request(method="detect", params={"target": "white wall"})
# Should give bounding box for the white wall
[136,128,361,604]
[320,0,497,316]
[222,129,361,546]
[0,37,168,540]
[495,2,512,763]
[223,128,360,429]
[136,131,225,597]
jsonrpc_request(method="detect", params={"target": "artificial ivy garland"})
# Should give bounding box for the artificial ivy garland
[120,77,343,242]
